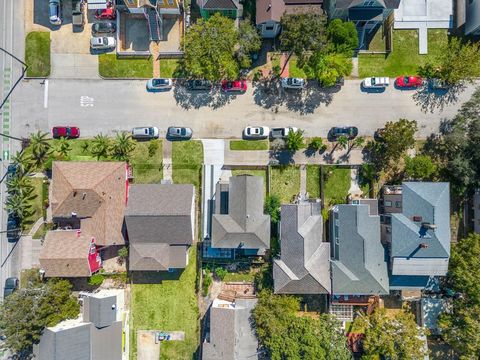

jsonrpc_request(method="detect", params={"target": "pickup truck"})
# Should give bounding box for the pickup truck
[270,127,298,139]
[72,0,84,27]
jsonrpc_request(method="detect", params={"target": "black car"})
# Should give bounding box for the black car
[4,277,19,298]
[329,126,358,141]
[186,79,212,91]
[6,164,17,182]
[7,214,20,242]
[92,22,116,35]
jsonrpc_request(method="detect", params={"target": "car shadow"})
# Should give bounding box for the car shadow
[360,85,387,93]
[173,85,233,110]
[412,84,466,113]
[146,87,173,93]
[89,47,116,55]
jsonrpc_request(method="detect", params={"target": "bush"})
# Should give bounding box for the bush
[265,195,281,223]
[202,272,212,296]
[88,273,104,286]
[148,140,160,157]
[309,137,327,152]
[118,246,128,260]
[214,267,228,281]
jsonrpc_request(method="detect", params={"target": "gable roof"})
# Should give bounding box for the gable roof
[201,0,238,9]
[274,203,331,294]
[331,204,389,295]
[83,294,117,329]
[129,243,188,271]
[211,176,270,250]
[391,182,450,259]
[39,231,93,277]
[256,0,285,24]
[51,161,127,246]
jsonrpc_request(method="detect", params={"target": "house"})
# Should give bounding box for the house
[202,297,259,360]
[473,189,480,233]
[465,0,480,35]
[34,291,123,360]
[39,161,128,278]
[125,184,195,271]
[210,175,270,255]
[198,0,240,19]
[273,203,331,294]
[324,0,400,49]
[256,0,323,38]
[381,182,451,290]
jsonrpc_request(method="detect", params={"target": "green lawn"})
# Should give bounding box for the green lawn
[130,140,163,184]
[160,59,182,78]
[23,177,45,232]
[366,26,386,52]
[223,270,256,282]
[229,140,269,151]
[306,165,320,199]
[270,166,300,204]
[323,166,351,207]
[99,54,153,78]
[172,141,204,191]
[359,29,448,77]
[289,57,307,78]
[25,32,50,77]
[231,169,268,197]
[130,247,199,360]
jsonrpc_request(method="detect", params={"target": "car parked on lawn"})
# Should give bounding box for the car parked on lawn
[131,127,159,140]
[185,79,212,91]
[270,127,298,139]
[4,277,19,298]
[95,7,116,20]
[328,126,358,141]
[243,126,270,139]
[167,127,193,140]
[395,75,423,88]
[281,77,306,90]
[146,78,173,91]
[221,80,247,93]
[90,36,116,50]
[362,77,390,89]
[52,126,80,139]
[92,22,116,35]
[49,0,62,25]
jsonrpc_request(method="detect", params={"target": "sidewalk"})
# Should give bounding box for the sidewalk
[163,140,172,181]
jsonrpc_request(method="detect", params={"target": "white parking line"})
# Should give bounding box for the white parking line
[43,79,49,108]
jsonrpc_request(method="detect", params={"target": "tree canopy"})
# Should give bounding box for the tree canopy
[326,19,358,54]
[404,155,437,180]
[237,21,262,69]
[304,51,352,86]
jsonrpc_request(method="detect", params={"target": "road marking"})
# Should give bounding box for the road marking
[3,150,8,161]
[80,96,94,107]
[43,80,49,109]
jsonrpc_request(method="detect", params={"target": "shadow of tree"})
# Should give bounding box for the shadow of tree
[412,84,467,113]
[173,85,234,110]
[269,150,295,165]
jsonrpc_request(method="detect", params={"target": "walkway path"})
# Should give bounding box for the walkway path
[351,57,359,78]
[280,53,289,77]
[151,42,161,78]
[162,140,172,181]
[299,165,307,199]
[348,167,362,197]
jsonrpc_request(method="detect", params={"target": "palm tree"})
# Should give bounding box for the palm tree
[55,137,71,159]
[347,136,365,154]
[285,130,305,153]
[5,193,32,220]
[29,131,51,167]
[7,175,34,197]
[337,135,349,151]
[91,134,111,160]
[81,141,90,154]
[111,132,136,162]
[11,151,32,176]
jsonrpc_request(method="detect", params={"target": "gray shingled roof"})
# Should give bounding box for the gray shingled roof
[211,176,270,250]
[83,295,117,329]
[391,182,450,258]
[202,0,238,9]
[331,204,389,295]
[274,203,331,294]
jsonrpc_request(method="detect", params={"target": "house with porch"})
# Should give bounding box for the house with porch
[197,0,241,20]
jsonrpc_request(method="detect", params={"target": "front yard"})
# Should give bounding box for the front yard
[306,165,320,199]
[130,140,163,184]
[172,141,204,191]
[23,177,46,232]
[270,166,301,204]
[25,32,50,77]
[323,166,351,206]
[159,59,182,78]
[230,140,269,151]
[99,54,153,78]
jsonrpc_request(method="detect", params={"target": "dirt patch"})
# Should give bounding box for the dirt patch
[137,330,160,360]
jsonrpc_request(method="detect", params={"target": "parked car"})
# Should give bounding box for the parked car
[6,164,17,182]
[328,126,358,141]
[72,0,84,27]
[92,22,116,35]
[395,75,423,88]
[131,127,159,140]
[7,214,20,242]
[281,77,306,90]
[90,36,116,50]
[221,80,247,93]
[429,78,449,90]
[270,127,298,139]
[167,127,193,140]
[185,79,212,91]
[243,126,270,139]
[362,77,390,89]
[146,78,173,91]
[49,0,62,25]
[52,126,80,139]
[95,7,116,20]
[4,277,19,298]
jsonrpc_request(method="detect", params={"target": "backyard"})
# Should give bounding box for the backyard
[323,166,351,207]
[270,166,300,204]
[172,141,204,192]
[130,247,199,360]
[229,140,269,151]
[25,32,50,77]
[99,54,153,78]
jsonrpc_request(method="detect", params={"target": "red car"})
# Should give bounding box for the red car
[52,126,80,139]
[221,80,247,93]
[95,7,116,20]
[395,75,423,88]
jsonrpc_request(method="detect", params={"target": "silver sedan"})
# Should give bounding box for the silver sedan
[167,126,193,140]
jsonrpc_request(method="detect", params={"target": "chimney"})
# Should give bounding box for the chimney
[419,243,429,249]
[71,212,77,218]
[267,3,271,11]
[73,191,77,197]
[82,192,87,200]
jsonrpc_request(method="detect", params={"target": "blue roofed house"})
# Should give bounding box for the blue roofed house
[381,182,451,290]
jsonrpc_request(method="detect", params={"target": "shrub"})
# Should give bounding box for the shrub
[309,137,327,152]
[88,273,104,286]
[265,195,281,223]
[148,139,160,157]
[214,267,228,281]
[118,246,128,260]
[202,272,212,296]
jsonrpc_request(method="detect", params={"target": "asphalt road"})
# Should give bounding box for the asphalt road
[12,77,477,140]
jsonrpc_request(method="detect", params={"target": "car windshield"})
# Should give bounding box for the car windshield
[49,4,57,16]
[258,128,264,135]
[148,128,154,136]
[102,37,108,43]
[53,128,58,136]
[181,128,186,135]
[371,78,376,85]
[153,79,166,86]
[66,128,71,135]
[404,76,409,83]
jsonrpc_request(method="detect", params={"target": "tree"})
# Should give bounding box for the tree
[381,119,418,162]
[111,132,136,161]
[29,131,51,167]
[11,151,32,177]
[5,193,33,220]
[309,137,327,152]
[337,135,349,150]
[55,137,71,159]
[418,37,480,86]
[359,308,427,360]
[182,13,239,81]
[237,21,262,69]
[304,51,353,87]
[265,195,281,224]
[0,279,80,355]
[285,129,305,153]
[404,155,437,180]
[90,134,111,160]
[348,136,364,154]
[326,19,358,54]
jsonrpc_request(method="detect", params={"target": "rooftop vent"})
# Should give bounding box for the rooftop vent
[267,3,271,11]
[413,215,422,222]
[422,222,437,230]
[82,192,87,200]
[71,212,77,218]
[419,243,429,249]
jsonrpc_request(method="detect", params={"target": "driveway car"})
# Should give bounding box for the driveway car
[90,36,116,50]
[49,0,62,25]
[329,126,358,141]
[395,76,423,88]
[146,78,173,91]
[72,0,84,27]
[4,277,18,298]
[243,126,270,139]
[52,126,80,139]
[131,127,159,140]
[95,8,116,20]
[186,79,212,91]
[92,22,116,35]
[270,127,298,139]
[281,77,306,90]
[362,77,390,89]
[221,80,247,93]
[167,127,193,140]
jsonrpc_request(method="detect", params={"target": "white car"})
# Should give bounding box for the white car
[281,77,306,90]
[362,77,390,89]
[243,126,270,140]
[90,36,116,50]
[146,78,173,91]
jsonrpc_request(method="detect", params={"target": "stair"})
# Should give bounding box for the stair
[144,7,161,41]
